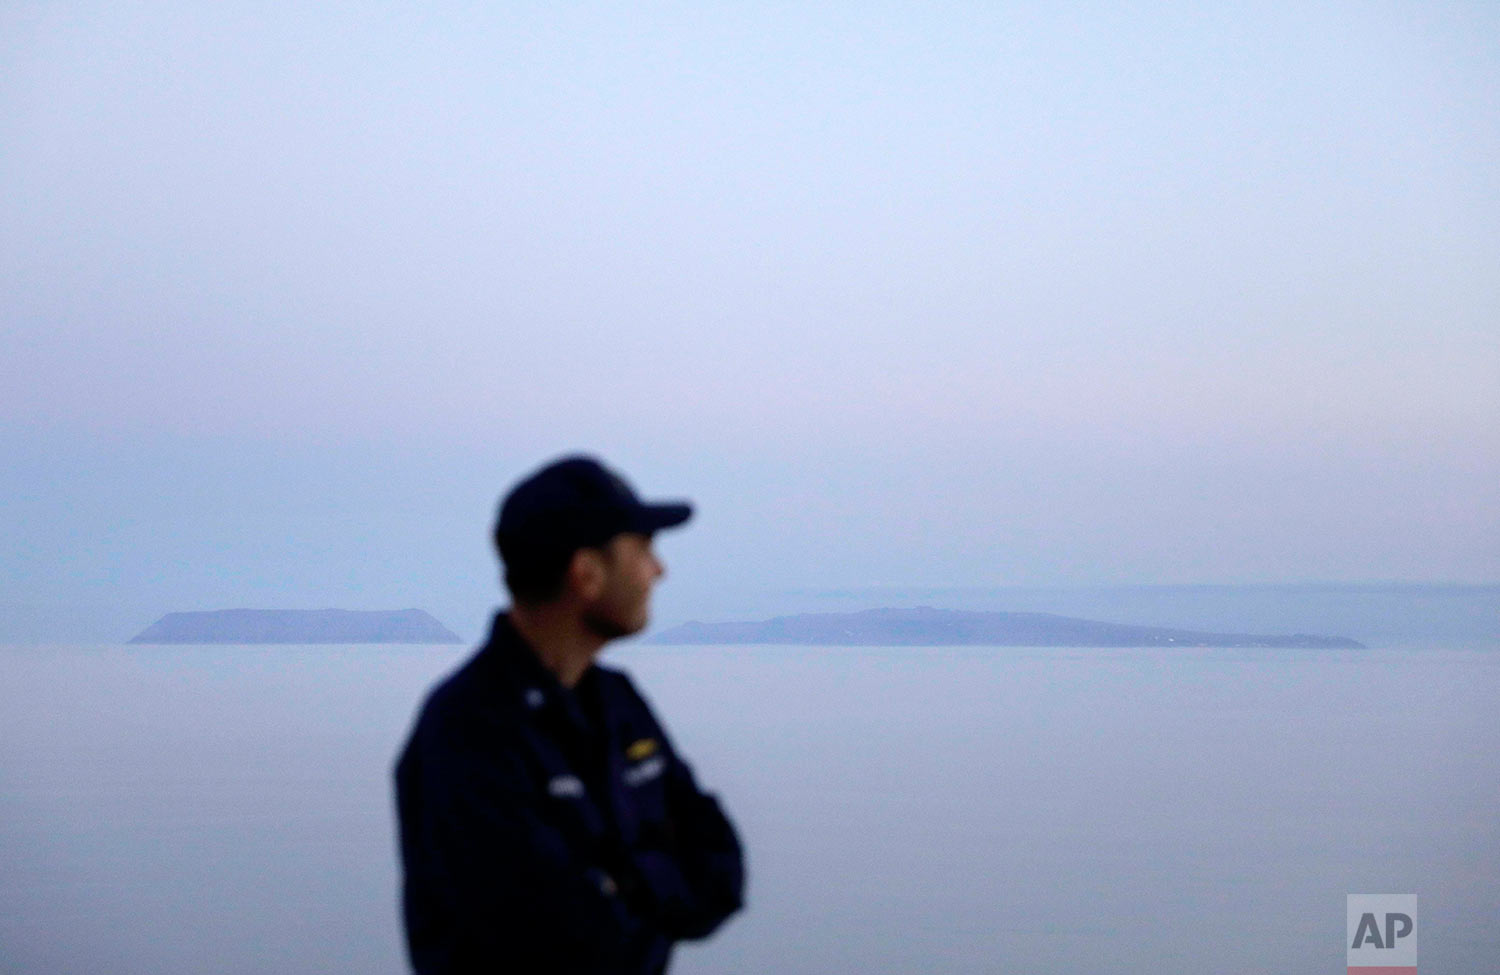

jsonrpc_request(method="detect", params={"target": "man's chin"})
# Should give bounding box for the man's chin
[583,610,648,641]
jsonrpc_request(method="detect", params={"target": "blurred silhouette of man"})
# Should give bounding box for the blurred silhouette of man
[395,455,744,975]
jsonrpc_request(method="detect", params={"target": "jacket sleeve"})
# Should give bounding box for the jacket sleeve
[398,713,648,974]
[623,739,745,940]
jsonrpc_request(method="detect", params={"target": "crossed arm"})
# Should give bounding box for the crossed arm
[397,717,743,974]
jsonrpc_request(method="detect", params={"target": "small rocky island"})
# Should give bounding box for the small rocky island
[128,609,462,645]
[650,607,1364,649]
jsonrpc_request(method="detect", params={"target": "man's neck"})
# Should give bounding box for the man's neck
[507,604,606,689]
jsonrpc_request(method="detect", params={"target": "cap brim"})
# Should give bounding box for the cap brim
[629,501,692,533]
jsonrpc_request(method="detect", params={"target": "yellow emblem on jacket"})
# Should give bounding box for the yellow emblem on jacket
[625,738,659,761]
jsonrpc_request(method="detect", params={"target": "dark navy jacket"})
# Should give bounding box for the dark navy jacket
[395,613,744,974]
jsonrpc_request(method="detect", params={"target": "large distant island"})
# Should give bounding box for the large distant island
[128,609,463,645]
[649,607,1364,649]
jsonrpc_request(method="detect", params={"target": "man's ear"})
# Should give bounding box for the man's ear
[568,548,608,601]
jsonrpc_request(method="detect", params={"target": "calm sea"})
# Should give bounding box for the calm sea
[1,642,1496,974]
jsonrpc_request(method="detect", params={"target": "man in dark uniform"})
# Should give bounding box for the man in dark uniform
[394,456,744,974]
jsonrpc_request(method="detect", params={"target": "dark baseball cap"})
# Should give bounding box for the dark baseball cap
[494,455,692,557]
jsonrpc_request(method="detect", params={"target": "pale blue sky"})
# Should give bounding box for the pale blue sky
[2,1,1496,637]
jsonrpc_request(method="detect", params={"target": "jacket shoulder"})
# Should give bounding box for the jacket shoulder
[400,648,527,764]
[590,664,678,751]
[591,664,656,715]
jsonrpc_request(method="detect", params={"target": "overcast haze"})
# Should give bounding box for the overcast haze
[3,1,1497,638]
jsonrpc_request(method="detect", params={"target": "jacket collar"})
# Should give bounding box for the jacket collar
[481,611,598,732]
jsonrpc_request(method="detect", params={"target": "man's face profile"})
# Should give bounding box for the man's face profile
[579,531,664,640]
